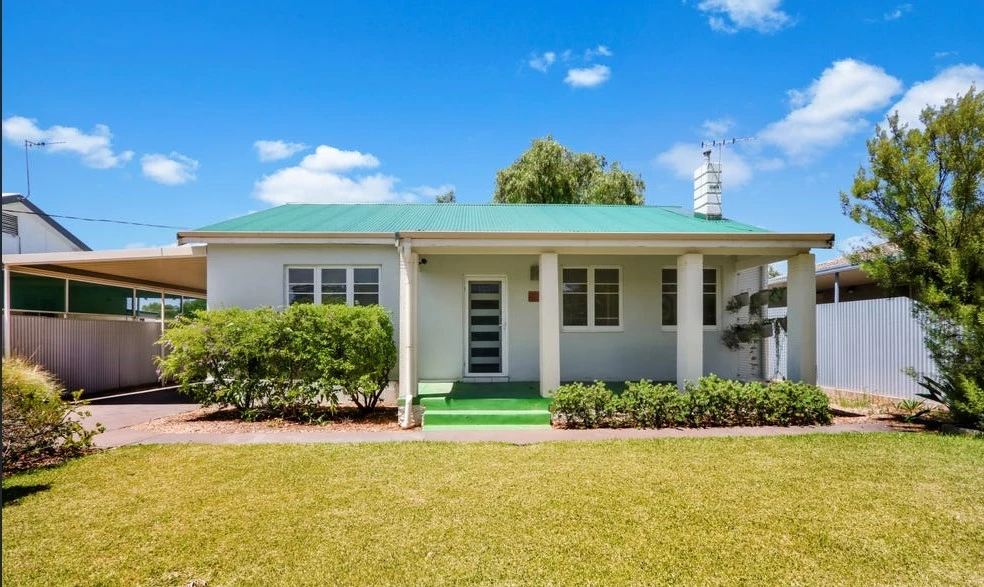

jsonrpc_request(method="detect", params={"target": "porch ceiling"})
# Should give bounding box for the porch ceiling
[1,246,207,296]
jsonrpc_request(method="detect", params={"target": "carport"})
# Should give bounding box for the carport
[2,246,206,394]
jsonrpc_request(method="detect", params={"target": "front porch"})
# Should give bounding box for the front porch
[397,237,826,428]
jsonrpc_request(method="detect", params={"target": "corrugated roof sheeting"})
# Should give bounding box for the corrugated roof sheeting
[193,203,771,234]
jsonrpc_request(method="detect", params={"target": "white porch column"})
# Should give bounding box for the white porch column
[676,253,704,390]
[538,252,560,396]
[787,253,817,384]
[398,240,419,427]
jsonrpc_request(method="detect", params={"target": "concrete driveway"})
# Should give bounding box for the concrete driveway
[82,387,199,447]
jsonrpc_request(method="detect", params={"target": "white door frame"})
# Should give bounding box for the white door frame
[463,274,508,377]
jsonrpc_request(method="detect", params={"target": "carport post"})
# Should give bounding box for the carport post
[3,264,10,359]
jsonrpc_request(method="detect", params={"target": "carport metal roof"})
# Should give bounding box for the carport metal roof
[1,245,207,297]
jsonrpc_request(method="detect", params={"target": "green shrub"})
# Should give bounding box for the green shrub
[549,382,617,428]
[311,304,397,413]
[2,357,102,471]
[550,376,831,429]
[157,304,398,419]
[620,380,685,428]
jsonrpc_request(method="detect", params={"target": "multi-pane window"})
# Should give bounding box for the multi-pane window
[661,267,718,327]
[286,266,380,306]
[562,267,621,329]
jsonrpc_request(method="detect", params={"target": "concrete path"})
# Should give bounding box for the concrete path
[82,386,901,448]
[92,420,899,448]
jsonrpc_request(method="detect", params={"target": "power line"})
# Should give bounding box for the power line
[5,208,186,230]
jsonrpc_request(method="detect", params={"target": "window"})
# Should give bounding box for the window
[661,267,718,327]
[286,266,380,307]
[562,267,621,329]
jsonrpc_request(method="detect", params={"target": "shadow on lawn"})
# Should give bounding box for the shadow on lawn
[2,483,52,507]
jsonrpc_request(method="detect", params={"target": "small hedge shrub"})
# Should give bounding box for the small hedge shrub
[550,375,831,429]
[2,357,102,472]
[157,304,397,419]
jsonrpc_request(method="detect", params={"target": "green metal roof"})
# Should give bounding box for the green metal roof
[190,203,770,234]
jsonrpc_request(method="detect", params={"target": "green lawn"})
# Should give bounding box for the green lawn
[3,435,983,586]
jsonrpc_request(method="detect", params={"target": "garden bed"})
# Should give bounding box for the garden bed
[131,405,404,434]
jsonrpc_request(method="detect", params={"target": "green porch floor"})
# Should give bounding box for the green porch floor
[415,381,553,430]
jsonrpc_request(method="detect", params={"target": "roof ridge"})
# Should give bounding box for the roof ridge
[280,202,685,209]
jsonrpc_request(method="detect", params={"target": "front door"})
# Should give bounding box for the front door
[465,278,507,376]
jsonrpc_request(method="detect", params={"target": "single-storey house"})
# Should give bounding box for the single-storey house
[178,195,833,426]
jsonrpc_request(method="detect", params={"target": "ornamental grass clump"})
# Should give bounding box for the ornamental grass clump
[2,357,102,472]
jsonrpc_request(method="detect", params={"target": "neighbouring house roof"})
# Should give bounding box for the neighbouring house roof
[186,203,772,235]
[1,193,91,251]
[770,242,894,288]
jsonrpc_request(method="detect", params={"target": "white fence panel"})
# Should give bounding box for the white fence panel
[766,297,937,399]
[10,315,162,394]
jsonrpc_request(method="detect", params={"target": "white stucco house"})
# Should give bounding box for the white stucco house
[178,190,832,425]
[2,193,90,254]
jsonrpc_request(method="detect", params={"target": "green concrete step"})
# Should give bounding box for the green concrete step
[422,409,552,428]
[423,424,554,431]
[418,397,552,411]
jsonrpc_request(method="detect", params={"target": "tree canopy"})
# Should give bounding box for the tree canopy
[493,136,645,205]
[840,87,984,427]
[435,189,455,203]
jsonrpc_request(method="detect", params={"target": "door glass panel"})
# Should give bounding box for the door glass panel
[468,281,502,374]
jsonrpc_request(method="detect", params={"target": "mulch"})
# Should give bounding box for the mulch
[131,405,405,434]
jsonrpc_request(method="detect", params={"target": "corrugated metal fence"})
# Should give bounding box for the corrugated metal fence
[765,297,937,399]
[10,314,162,394]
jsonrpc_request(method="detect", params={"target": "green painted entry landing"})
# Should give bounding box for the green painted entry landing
[416,381,553,431]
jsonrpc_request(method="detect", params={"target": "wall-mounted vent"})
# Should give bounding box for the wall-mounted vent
[2,212,18,236]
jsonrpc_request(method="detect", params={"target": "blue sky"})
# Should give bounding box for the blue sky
[2,0,981,261]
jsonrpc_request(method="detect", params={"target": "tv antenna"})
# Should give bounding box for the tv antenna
[700,137,755,165]
[24,139,65,198]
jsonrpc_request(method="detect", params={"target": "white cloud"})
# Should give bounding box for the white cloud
[528,51,556,73]
[253,139,308,162]
[888,64,984,128]
[701,118,735,136]
[1,116,133,169]
[696,0,792,33]
[298,145,380,172]
[408,184,456,198]
[584,45,613,60]
[933,51,957,59]
[561,49,573,62]
[759,59,903,160]
[141,152,199,185]
[654,143,753,189]
[253,143,446,205]
[564,65,611,88]
[882,3,912,21]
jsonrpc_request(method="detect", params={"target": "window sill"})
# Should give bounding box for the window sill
[661,325,721,332]
[561,326,625,333]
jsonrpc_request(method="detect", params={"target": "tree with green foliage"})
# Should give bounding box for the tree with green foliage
[435,189,456,203]
[840,87,984,429]
[493,136,645,204]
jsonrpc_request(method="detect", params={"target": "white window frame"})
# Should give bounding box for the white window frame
[284,265,381,307]
[560,265,624,333]
[660,265,721,331]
